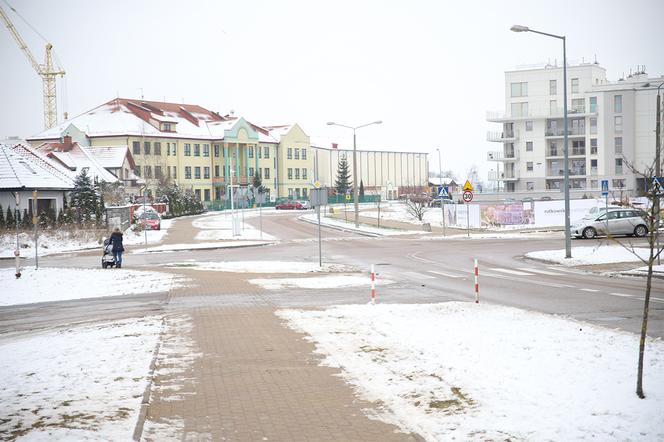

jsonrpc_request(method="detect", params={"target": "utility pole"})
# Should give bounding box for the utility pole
[437,148,446,236]
[655,84,662,265]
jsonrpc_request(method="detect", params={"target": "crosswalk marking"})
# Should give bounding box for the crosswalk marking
[517,267,564,276]
[579,288,599,292]
[427,270,464,279]
[610,292,634,298]
[489,268,533,276]
[404,271,436,280]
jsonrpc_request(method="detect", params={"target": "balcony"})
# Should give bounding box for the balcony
[546,168,587,178]
[500,170,519,181]
[487,150,519,161]
[487,106,597,122]
[487,130,518,142]
[544,128,586,137]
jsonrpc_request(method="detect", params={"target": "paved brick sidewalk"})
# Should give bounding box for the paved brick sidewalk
[139,221,419,441]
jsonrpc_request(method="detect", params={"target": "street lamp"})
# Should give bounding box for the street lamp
[511,24,572,259]
[327,120,382,228]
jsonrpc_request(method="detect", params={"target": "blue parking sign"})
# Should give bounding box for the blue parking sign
[601,179,609,196]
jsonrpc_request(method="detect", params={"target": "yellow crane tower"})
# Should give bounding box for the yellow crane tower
[0,3,65,130]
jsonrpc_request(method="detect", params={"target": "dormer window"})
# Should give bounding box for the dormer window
[161,122,174,132]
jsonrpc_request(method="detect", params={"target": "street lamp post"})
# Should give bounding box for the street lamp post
[511,24,572,259]
[437,148,446,236]
[327,120,382,228]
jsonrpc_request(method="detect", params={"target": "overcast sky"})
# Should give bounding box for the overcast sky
[1,0,662,181]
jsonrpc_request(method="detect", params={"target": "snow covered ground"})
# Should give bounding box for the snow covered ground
[192,212,276,240]
[166,260,358,273]
[131,240,272,254]
[278,302,664,441]
[300,213,424,236]
[249,274,394,290]
[0,267,189,306]
[0,219,173,259]
[526,245,651,266]
[0,317,162,440]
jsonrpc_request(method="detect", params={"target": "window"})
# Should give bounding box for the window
[166,142,171,156]
[144,165,152,178]
[162,122,172,132]
[204,189,210,202]
[615,158,623,175]
[589,96,597,113]
[134,165,141,177]
[571,78,579,93]
[590,138,598,154]
[549,100,558,115]
[172,166,177,179]
[295,188,301,199]
[214,165,220,177]
[171,143,177,156]
[549,79,557,95]
[590,159,598,175]
[302,168,307,180]
[215,189,221,200]
[154,142,161,155]
[525,121,533,131]
[527,162,533,172]
[302,188,308,198]
[590,117,597,134]
[572,139,585,155]
[194,167,201,179]
[510,82,528,97]
[155,166,162,178]
[614,95,622,113]
[194,144,200,156]
[203,144,210,157]
[214,144,220,157]
[248,146,254,158]
[612,179,625,188]
[264,146,270,158]
[511,102,528,117]
[257,146,262,159]
[571,98,585,113]
[195,189,201,200]
[295,168,300,179]
[301,148,307,160]
[526,141,533,152]
[294,148,300,160]
[257,168,262,179]
[203,167,210,179]
[287,168,293,179]
[549,142,558,157]
[144,141,151,155]
[288,188,294,198]
[264,168,270,179]
[132,141,140,155]
[287,148,293,159]
[249,167,254,177]
[590,180,598,189]
[185,166,192,179]
[615,137,623,154]
[615,116,623,133]
[184,143,191,156]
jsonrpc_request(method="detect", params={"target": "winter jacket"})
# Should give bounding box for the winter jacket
[110,232,124,253]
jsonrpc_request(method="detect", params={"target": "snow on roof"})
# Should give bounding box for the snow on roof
[0,144,75,190]
[38,142,119,184]
[265,125,294,139]
[85,145,130,168]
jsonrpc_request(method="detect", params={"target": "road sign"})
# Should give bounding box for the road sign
[311,188,327,206]
[314,180,321,189]
[463,180,473,192]
[601,179,609,196]
[345,194,352,201]
[438,186,449,198]
[653,176,662,190]
[462,190,473,203]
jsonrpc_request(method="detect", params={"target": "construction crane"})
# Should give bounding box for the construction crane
[0,3,65,130]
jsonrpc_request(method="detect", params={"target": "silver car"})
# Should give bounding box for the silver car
[571,208,648,239]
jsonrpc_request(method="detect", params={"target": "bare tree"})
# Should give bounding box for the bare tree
[404,193,431,221]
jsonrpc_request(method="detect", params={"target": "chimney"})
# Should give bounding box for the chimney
[62,135,73,151]
[332,143,338,149]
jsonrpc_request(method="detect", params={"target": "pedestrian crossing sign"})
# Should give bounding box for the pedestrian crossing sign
[438,186,449,198]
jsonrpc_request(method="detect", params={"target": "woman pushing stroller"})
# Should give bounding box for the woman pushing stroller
[109,227,125,268]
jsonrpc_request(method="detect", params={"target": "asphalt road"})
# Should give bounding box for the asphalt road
[1,210,662,338]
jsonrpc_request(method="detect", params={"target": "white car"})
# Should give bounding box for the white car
[571,208,648,239]
[298,200,312,209]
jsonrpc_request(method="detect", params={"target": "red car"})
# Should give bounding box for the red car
[275,201,303,210]
[137,211,161,230]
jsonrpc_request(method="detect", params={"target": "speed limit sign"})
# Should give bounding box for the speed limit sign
[462,190,473,203]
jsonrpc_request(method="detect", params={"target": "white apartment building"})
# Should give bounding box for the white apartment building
[487,62,663,197]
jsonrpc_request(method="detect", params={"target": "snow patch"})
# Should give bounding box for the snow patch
[526,245,650,266]
[250,275,394,290]
[165,260,358,274]
[131,240,272,254]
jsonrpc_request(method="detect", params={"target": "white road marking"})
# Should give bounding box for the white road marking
[579,288,600,292]
[610,293,634,298]
[404,271,436,280]
[481,271,575,288]
[517,267,565,276]
[427,270,464,279]
[489,268,534,276]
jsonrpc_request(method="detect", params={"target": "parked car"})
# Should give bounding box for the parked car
[429,198,454,207]
[276,201,303,210]
[137,211,161,230]
[539,196,553,201]
[571,208,648,239]
[298,200,312,209]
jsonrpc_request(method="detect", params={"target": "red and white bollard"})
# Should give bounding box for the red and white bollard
[371,264,376,305]
[474,258,479,304]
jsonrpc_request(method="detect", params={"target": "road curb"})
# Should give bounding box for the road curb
[297,215,381,237]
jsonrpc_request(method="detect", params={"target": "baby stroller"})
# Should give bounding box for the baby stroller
[102,238,116,269]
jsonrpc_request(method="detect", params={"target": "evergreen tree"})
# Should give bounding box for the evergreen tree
[5,207,14,229]
[22,209,31,229]
[57,207,65,226]
[96,191,105,226]
[334,154,352,195]
[38,211,50,228]
[0,204,4,229]
[359,180,365,197]
[70,170,97,224]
